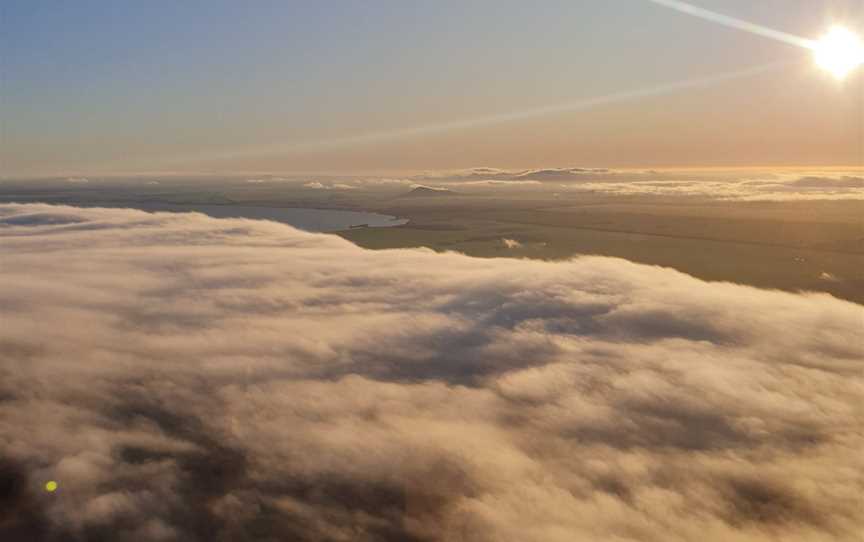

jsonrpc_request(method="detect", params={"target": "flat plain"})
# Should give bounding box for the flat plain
[2,176,861,304]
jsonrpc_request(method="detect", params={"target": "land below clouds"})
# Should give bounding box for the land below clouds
[2,171,861,304]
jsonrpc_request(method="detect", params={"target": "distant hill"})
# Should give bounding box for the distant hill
[401,186,456,197]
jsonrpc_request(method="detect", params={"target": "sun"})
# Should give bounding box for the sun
[813,27,864,79]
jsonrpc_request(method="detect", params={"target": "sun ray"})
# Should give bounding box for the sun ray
[154,61,786,165]
[645,0,815,49]
[645,1,864,80]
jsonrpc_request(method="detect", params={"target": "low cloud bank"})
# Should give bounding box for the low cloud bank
[561,174,864,201]
[416,167,617,182]
[393,169,864,201]
[0,204,862,541]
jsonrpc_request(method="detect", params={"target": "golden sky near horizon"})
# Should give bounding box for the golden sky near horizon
[2,0,862,177]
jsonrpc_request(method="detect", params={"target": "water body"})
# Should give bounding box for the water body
[130,203,407,232]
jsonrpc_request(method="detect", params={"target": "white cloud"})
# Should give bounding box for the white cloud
[409,183,452,191]
[415,167,619,182]
[301,181,356,190]
[0,203,861,541]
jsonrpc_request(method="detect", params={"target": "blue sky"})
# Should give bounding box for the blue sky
[2,0,861,176]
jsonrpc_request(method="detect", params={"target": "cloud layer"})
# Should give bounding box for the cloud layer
[558,175,864,201]
[1,204,862,541]
[378,169,864,201]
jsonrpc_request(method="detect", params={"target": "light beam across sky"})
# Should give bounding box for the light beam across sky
[156,61,789,166]
[645,0,817,49]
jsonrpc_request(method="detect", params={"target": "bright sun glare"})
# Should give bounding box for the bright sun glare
[813,27,864,79]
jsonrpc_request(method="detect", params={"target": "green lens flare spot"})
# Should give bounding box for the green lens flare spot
[45,480,58,492]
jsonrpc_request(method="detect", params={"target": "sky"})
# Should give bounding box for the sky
[2,0,863,176]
